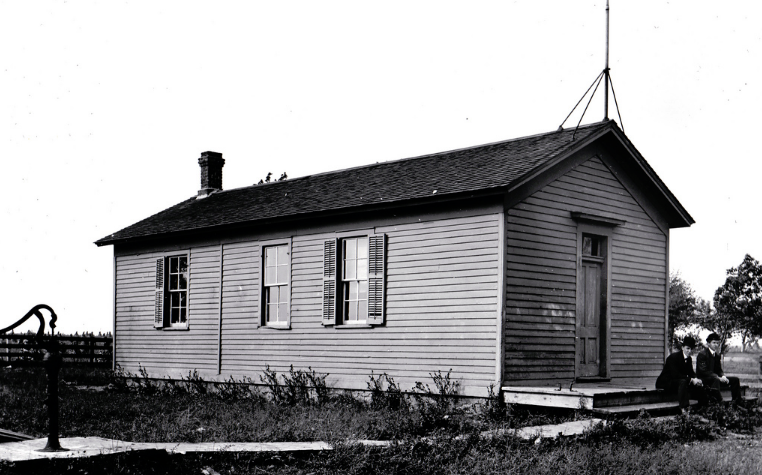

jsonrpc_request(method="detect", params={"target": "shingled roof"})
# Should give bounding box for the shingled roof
[96,121,684,246]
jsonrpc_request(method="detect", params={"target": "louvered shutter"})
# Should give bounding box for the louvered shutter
[367,233,386,325]
[154,258,165,328]
[322,238,337,325]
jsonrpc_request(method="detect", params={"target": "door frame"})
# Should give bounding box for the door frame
[573,220,617,380]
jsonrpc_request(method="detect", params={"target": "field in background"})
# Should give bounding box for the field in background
[724,349,762,397]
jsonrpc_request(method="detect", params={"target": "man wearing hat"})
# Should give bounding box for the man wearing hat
[656,335,706,412]
[696,332,742,403]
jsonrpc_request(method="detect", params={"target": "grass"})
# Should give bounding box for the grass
[2,432,762,474]
[2,366,762,474]
[1,366,577,443]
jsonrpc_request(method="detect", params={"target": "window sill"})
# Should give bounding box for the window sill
[259,324,291,330]
[335,324,373,329]
[162,326,189,331]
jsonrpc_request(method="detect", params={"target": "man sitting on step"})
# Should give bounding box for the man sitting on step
[696,332,742,404]
[656,335,706,413]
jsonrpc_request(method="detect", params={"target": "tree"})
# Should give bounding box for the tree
[668,273,699,346]
[713,254,762,352]
[257,172,287,185]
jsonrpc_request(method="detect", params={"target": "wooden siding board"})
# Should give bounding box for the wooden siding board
[503,156,667,384]
[207,212,503,395]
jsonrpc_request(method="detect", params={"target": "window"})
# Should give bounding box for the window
[342,237,368,323]
[154,254,189,329]
[263,244,290,326]
[582,234,601,257]
[322,234,386,326]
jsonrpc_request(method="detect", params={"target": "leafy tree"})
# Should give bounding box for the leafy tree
[257,172,287,185]
[668,273,699,346]
[713,254,762,352]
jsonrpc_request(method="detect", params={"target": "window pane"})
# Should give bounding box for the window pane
[357,258,368,280]
[265,247,277,267]
[359,300,367,319]
[278,303,288,320]
[171,308,179,324]
[267,304,277,322]
[277,264,289,284]
[170,275,179,290]
[277,246,288,264]
[179,308,187,323]
[178,257,188,273]
[344,259,356,280]
[348,300,357,320]
[279,285,289,303]
[179,292,187,307]
[170,292,180,308]
[358,238,368,258]
[358,281,368,300]
[343,301,350,320]
[265,267,277,286]
[582,236,592,256]
[170,257,178,274]
[349,281,358,300]
[178,274,187,289]
[345,239,356,259]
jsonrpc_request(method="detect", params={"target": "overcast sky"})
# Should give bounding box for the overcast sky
[2,1,760,334]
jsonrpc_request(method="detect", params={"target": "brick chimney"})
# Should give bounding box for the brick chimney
[197,151,225,199]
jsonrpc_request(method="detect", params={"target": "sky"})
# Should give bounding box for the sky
[2,1,761,335]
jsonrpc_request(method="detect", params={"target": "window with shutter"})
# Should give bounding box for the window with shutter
[323,233,386,327]
[367,234,386,324]
[322,239,337,325]
[154,258,165,328]
[154,254,189,329]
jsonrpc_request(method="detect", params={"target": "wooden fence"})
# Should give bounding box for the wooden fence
[0,335,112,368]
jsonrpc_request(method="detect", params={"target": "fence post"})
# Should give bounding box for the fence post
[39,345,64,452]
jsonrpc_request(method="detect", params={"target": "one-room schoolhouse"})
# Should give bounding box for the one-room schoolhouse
[95,120,693,397]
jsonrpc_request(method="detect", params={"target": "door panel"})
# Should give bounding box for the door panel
[578,260,601,377]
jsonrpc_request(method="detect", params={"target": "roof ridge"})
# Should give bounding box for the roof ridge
[215,121,613,195]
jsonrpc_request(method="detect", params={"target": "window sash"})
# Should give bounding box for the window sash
[166,255,188,327]
[341,238,369,323]
[263,244,290,326]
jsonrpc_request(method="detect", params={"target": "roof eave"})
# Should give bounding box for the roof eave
[94,186,509,247]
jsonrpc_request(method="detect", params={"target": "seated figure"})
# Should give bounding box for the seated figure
[656,335,706,412]
[696,332,742,403]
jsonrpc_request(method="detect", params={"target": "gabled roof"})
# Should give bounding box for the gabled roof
[95,120,692,246]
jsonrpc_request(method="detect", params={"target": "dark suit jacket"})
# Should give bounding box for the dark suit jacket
[696,348,724,379]
[656,351,696,389]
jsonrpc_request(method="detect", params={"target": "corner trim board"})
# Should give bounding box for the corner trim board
[496,211,505,389]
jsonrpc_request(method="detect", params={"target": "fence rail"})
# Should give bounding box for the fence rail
[0,335,112,368]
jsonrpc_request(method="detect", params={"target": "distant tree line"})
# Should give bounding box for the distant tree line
[670,254,762,352]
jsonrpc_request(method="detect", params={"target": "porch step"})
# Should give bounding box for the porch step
[592,400,696,416]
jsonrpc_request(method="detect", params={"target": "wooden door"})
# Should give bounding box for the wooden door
[578,259,602,377]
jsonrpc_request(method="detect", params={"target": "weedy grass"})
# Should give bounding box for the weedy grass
[3,366,762,474]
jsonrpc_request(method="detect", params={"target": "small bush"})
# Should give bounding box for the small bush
[411,369,462,432]
[214,375,262,402]
[479,383,507,422]
[259,365,329,406]
[366,372,403,410]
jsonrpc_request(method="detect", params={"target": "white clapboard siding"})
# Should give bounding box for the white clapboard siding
[504,157,666,384]
[114,246,221,373]
[217,213,501,397]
